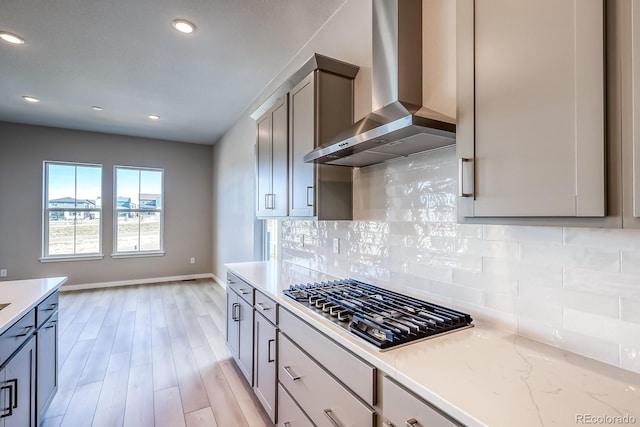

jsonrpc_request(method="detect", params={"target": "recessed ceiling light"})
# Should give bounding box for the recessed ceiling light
[148,114,160,120]
[172,19,196,34]
[92,106,103,111]
[0,31,25,45]
[22,96,40,103]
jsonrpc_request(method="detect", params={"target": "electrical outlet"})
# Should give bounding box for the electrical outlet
[0,269,6,278]
[333,238,340,254]
[190,257,196,264]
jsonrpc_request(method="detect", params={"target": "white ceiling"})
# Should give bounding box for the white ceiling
[0,0,346,144]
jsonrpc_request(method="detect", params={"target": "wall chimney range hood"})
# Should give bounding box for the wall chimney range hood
[304,0,456,167]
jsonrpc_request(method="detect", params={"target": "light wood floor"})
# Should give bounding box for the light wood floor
[42,280,272,427]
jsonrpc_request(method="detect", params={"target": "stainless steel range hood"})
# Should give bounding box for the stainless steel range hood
[304,0,456,167]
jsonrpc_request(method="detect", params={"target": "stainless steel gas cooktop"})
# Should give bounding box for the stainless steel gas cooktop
[283,279,474,350]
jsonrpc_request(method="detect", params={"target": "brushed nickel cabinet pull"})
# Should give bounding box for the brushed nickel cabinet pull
[323,409,343,427]
[267,339,275,363]
[459,157,473,197]
[15,326,33,337]
[238,288,251,295]
[0,384,12,418]
[232,303,240,321]
[405,418,419,427]
[282,423,291,427]
[255,302,269,311]
[306,186,314,207]
[282,366,300,381]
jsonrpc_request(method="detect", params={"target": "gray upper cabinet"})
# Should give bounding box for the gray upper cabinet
[289,68,357,219]
[256,96,288,218]
[252,53,358,220]
[457,0,605,218]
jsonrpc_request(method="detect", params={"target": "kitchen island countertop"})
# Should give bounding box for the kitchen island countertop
[226,260,640,427]
[0,277,67,335]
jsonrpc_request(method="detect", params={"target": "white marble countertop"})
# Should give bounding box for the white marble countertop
[0,277,67,335]
[225,261,640,427]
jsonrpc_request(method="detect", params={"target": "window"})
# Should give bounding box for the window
[114,166,164,255]
[43,162,102,259]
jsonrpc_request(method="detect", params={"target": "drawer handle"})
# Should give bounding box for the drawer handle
[323,409,344,427]
[282,366,300,381]
[256,302,269,311]
[14,327,33,337]
[45,321,57,329]
[282,423,291,427]
[227,279,236,284]
[238,288,251,295]
[405,419,419,427]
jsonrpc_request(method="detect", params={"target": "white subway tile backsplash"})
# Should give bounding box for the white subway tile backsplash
[564,309,640,347]
[518,284,619,319]
[564,268,640,300]
[520,243,621,272]
[620,298,640,324]
[621,251,640,275]
[483,224,563,244]
[564,227,640,250]
[278,147,640,374]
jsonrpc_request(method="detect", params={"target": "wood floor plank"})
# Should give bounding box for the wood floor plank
[192,346,249,427]
[92,351,131,427]
[123,363,154,427]
[59,381,102,427]
[185,407,218,427]
[154,387,186,427]
[49,280,273,427]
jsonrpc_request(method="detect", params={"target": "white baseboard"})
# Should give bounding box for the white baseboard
[60,273,215,292]
[212,272,227,289]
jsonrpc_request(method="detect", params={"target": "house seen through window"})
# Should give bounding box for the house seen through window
[114,166,164,254]
[43,161,102,258]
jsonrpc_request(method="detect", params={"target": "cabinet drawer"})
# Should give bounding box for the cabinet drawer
[255,290,278,325]
[0,309,36,365]
[280,308,375,405]
[279,334,374,427]
[36,291,59,327]
[382,376,462,427]
[226,272,254,304]
[278,383,313,427]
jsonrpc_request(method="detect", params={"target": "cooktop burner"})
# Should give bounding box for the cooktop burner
[283,279,473,350]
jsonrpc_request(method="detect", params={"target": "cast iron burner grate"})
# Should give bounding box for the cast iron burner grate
[283,279,473,350]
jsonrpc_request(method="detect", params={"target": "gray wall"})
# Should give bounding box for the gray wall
[211,0,373,278]
[0,121,212,285]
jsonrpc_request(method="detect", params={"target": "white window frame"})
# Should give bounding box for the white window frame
[112,165,165,258]
[41,161,104,262]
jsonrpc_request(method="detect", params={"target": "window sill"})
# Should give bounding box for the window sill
[40,254,104,263]
[111,251,165,259]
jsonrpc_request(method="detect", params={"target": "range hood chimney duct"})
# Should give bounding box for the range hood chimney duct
[304,0,456,167]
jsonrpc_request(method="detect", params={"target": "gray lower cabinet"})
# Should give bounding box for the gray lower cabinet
[457,0,605,218]
[0,336,36,427]
[35,314,57,424]
[381,376,462,427]
[277,383,313,427]
[253,312,277,423]
[226,288,254,385]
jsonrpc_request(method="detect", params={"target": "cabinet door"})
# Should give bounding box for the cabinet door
[253,313,276,422]
[457,0,605,217]
[3,338,36,427]
[256,112,273,217]
[36,314,57,422]
[289,73,316,217]
[226,291,240,360]
[237,297,253,386]
[256,97,289,218]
